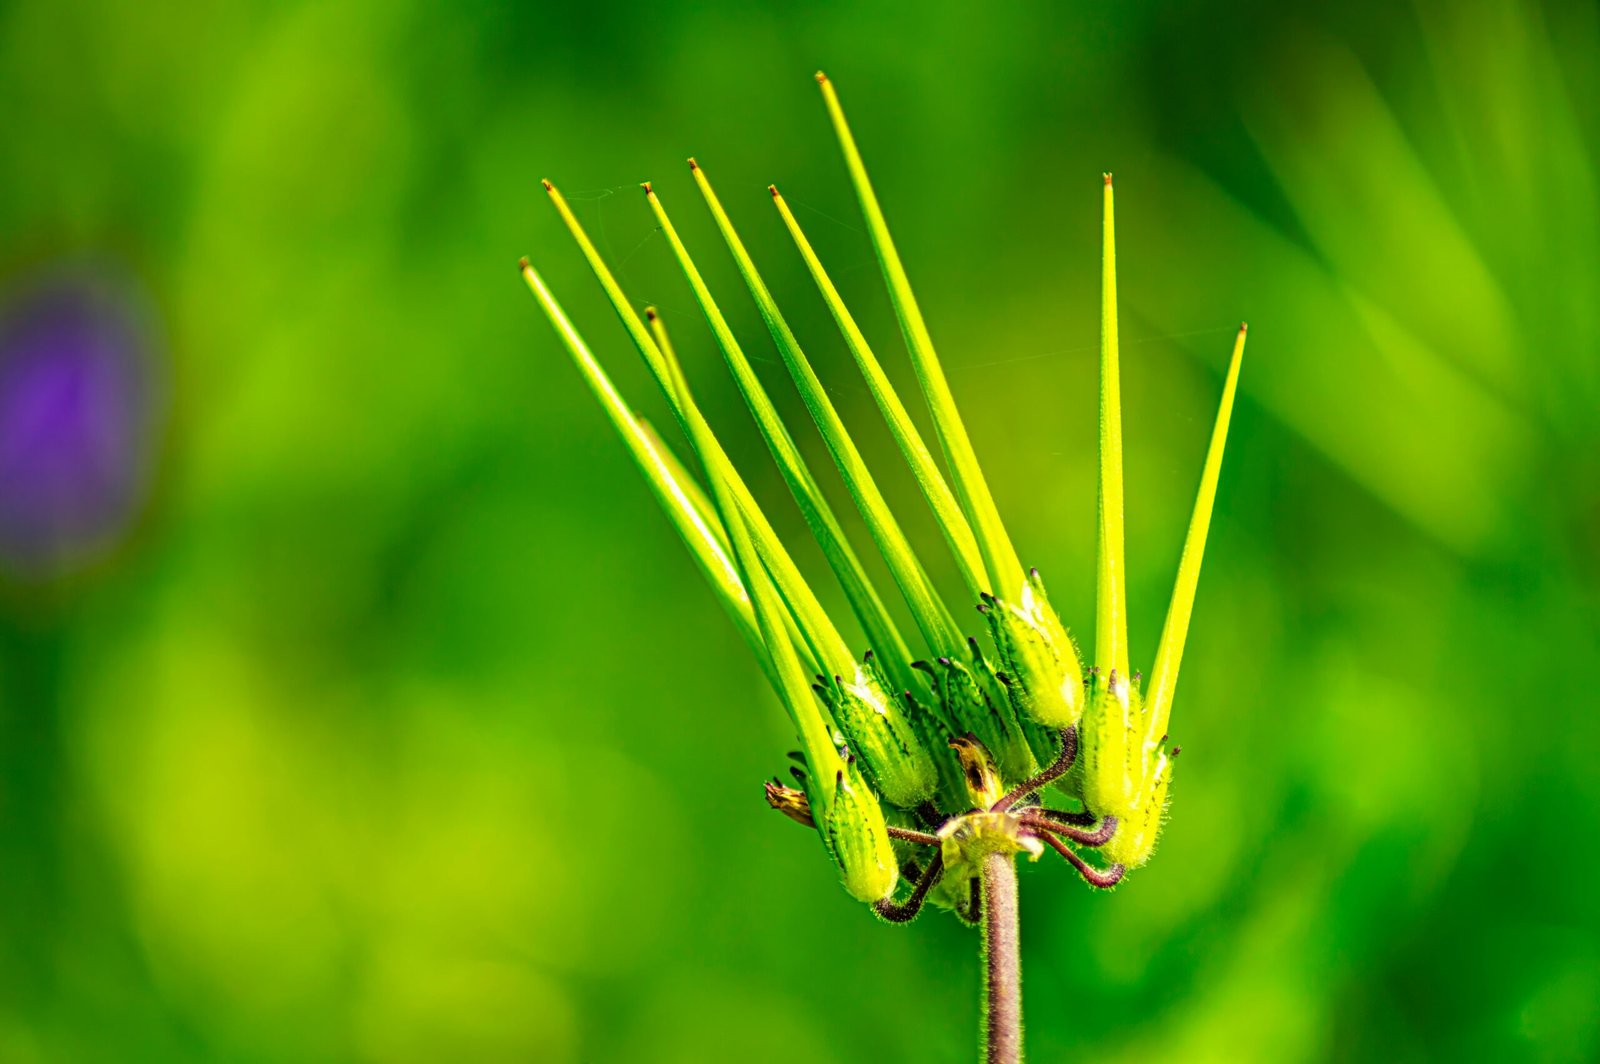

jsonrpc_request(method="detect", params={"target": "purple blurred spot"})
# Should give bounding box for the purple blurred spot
[0,278,159,577]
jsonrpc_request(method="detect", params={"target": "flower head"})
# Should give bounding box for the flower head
[520,74,1245,910]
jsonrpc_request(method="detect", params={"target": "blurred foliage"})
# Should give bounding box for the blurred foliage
[2,1,1598,1060]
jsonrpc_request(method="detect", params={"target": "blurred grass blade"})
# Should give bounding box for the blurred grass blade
[1095,175,1130,679]
[651,307,846,794]
[689,159,964,668]
[519,257,773,685]
[770,184,987,599]
[1144,324,1247,745]
[816,72,1026,600]
[643,181,915,673]
[544,178,848,676]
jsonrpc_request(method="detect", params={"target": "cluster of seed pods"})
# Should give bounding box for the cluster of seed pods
[521,73,1245,916]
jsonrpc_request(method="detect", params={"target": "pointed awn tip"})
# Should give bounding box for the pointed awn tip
[540,178,553,192]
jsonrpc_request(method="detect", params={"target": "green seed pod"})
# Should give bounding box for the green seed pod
[1100,747,1174,869]
[983,569,1085,729]
[896,690,972,817]
[816,654,940,809]
[1078,668,1142,822]
[821,761,899,903]
[917,650,1038,787]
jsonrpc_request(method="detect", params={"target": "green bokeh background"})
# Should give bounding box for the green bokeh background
[3,1,1598,1060]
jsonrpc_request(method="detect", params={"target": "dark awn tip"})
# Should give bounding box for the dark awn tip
[787,750,806,763]
[645,307,659,322]
[768,184,780,197]
[1171,746,1182,757]
[1103,172,1113,187]
[518,256,530,271]
[1239,321,1248,334]
[811,684,827,695]
[1030,566,1040,578]
[976,603,990,614]
[640,181,654,195]
[1133,670,1143,683]
[790,766,807,783]
[937,656,952,667]
[540,178,553,191]
[687,157,699,170]
[814,70,828,83]
[863,649,874,662]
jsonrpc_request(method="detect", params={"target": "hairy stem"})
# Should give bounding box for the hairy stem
[981,852,1022,1064]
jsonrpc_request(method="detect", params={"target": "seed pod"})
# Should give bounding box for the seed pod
[918,654,1038,787]
[821,762,899,903]
[984,569,1085,729]
[816,655,940,808]
[899,687,972,815]
[1100,747,1174,869]
[1078,668,1141,822]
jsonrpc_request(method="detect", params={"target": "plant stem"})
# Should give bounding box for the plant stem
[981,852,1022,1063]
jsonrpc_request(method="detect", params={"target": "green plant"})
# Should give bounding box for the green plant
[520,71,1245,1064]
